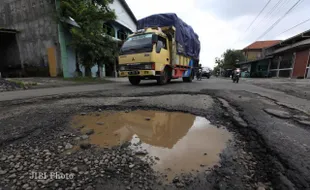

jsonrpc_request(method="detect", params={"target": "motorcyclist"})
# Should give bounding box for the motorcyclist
[232,68,240,80]
[196,64,203,80]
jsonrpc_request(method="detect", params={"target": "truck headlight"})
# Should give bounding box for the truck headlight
[119,66,126,71]
[144,64,152,70]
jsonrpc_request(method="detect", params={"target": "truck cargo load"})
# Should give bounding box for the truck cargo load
[137,13,200,60]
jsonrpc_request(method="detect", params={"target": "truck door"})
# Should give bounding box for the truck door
[155,36,170,68]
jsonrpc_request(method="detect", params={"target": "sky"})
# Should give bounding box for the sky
[125,0,310,68]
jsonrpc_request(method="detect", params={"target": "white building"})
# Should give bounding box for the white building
[69,0,138,78]
[102,0,137,44]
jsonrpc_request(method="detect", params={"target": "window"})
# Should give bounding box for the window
[117,29,127,41]
[279,53,294,69]
[157,36,167,50]
[103,23,115,37]
[269,54,293,78]
[120,33,153,55]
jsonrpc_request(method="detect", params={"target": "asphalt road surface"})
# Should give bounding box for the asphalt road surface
[0,77,309,190]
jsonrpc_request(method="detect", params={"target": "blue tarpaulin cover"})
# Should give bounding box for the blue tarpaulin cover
[137,13,200,60]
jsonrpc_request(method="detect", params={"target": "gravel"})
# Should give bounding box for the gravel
[0,92,287,190]
[65,143,73,150]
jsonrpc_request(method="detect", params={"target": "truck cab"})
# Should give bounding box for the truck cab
[118,27,174,85]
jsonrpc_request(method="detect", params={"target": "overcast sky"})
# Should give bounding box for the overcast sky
[126,0,310,68]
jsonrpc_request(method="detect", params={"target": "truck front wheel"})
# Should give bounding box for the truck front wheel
[157,68,169,85]
[128,76,141,85]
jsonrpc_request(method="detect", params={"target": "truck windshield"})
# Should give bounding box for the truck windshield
[120,33,153,55]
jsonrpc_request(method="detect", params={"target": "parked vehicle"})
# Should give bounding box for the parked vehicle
[202,67,211,78]
[118,13,200,85]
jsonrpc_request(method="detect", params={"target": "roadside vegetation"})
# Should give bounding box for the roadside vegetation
[6,79,38,89]
[213,49,246,74]
[58,0,120,77]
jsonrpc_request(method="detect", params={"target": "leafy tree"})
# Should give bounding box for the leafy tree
[59,0,118,77]
[213,57,223,74]
[222,49,245,69]
[214,49,245,71]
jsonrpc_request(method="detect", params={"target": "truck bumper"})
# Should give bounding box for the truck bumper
[119,70,156,77]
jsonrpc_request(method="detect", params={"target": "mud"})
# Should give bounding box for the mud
[72,110,232,182]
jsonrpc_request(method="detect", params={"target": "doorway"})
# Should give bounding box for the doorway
[0,29,22,77]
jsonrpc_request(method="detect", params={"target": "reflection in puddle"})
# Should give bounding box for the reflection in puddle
[72,110,232,180]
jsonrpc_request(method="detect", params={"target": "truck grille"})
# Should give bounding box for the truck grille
[119,63,153,71]
[127,64,145,70]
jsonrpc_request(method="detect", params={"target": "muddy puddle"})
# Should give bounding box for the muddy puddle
[72,110,233,181]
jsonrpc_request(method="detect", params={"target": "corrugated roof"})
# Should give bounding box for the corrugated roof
[267,29,310,49]
[243,40,282,50]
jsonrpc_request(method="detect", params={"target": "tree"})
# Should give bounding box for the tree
[59,0,118,77]
[213,57,223,74]
[222,49,245,69]
[213,49,246,71]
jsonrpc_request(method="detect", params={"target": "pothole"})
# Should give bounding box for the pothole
[71,110,233,181]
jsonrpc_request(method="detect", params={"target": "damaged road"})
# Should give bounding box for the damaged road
[0,78,310,190]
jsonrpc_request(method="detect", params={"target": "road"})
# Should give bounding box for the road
[0,77,309,190]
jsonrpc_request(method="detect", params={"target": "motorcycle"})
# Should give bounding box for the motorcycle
[232,72,240,83]
[196,69,202,81]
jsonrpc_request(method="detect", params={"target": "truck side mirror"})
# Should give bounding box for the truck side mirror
[156,41,163,53]
[152,35,158,43]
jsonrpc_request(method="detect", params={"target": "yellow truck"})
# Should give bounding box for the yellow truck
[118,13,200,85]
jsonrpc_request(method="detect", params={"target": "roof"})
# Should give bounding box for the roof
[267,29,310,49]
[243,40,282,50]
[119,0,137,24]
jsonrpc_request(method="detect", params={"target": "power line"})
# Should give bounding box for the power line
[232,0,272,46]
[277,17,310,36]
[241,0,287,42]
[249,0,287,34]
[244,0,272,33]
[256,0,304,40]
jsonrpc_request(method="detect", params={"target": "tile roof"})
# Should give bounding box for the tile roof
[243,40,282,50]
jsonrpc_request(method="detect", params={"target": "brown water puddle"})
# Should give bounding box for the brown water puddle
[72,110,232,181]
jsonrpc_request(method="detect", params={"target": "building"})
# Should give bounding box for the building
[265,30,310,78]
[0,0,137,78]
[238,40,281,78]
[243,40,282,61]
